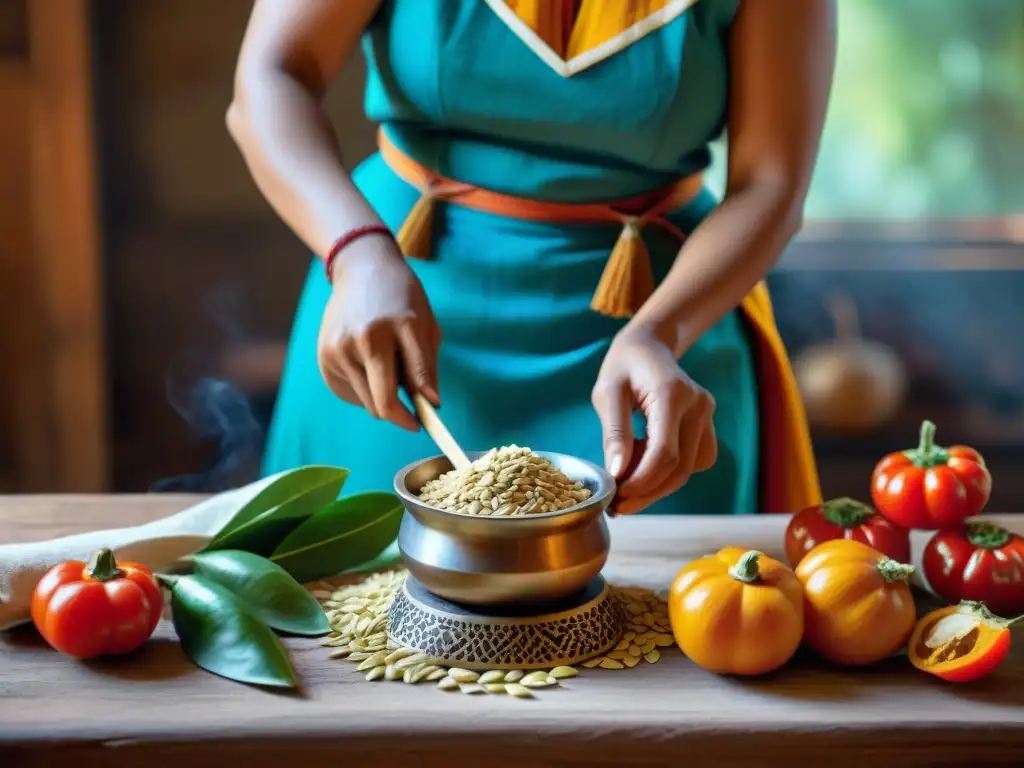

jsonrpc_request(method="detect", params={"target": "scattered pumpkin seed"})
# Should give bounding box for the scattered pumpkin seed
[448,668,479,684]
[478,670,505,684]
[365,665,386,681]
[484,683,507,694]
[599,658,625,670]
[550,666,578,679]
[505,683,533,698]
[438,676,459,691]
[645,650,661,664]
[504,670,524,683]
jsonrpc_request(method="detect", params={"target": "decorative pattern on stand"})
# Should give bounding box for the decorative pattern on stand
[387,580,623,669]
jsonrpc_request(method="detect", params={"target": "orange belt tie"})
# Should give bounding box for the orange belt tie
[377,128,704,319]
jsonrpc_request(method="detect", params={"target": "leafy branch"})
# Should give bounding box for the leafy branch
[155,467,404,688]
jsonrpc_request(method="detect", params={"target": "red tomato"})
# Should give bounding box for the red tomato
[784,497,911,567]
[871,420,991,530]
[923,520,1024,616]
[31,548,164,659]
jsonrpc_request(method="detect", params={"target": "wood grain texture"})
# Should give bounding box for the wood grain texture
[0,58,50,492]
[27,0,108,492]
[1,496,1022,768]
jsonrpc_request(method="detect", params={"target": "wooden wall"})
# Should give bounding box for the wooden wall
[0,0,376,493]
[0,0,106,493]
[94,0,375,491]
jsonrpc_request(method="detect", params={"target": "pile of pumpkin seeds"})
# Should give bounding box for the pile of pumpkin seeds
[416,445,592,516]
[315,569,676,698]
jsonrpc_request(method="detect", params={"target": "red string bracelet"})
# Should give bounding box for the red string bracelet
[324,224,394,283]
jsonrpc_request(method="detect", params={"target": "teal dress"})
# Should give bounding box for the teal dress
[263,0,759,515]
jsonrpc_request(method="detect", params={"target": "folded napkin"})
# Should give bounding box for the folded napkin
[0,473,283,631]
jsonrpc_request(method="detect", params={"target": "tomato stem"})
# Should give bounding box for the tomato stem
[908,419,949,467]
[729,550,763,583]
[876,557,915,583]
[86,548,123,582]
[960,600,1023,628]
[823,497,875,527]
[963,520,1012,550]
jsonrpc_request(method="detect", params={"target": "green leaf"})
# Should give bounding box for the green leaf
[190,550,330,636]
[206,466,350,556]
[170,574,299,689]
[270,492,404,584]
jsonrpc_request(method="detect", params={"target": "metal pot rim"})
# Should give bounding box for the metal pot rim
[393,449,616,524]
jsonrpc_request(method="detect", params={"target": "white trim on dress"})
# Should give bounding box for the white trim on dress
[482,0,703,77]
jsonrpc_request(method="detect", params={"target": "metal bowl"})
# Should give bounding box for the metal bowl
[393,451,616,606]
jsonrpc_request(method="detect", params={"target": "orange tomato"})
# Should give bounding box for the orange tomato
[795,539,917,666]
[909,601,1019,683]
[669,547,804,676]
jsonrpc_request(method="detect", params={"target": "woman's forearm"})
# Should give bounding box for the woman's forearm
[227,72,383,260]
[627,0,836,358]
[227,0,384,260]
[629,178,804,357]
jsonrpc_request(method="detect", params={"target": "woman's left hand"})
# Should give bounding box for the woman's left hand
[592,327,718,515]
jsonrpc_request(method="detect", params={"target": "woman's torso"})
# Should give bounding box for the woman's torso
[361,0,738,201]
[263,0,760,515]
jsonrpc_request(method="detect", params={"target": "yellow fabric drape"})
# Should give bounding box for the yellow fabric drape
[501,0,679,60]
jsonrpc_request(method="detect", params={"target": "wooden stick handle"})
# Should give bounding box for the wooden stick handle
[410,392,472,471]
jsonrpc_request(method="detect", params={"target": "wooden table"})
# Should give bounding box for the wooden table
[1,496,1022,767]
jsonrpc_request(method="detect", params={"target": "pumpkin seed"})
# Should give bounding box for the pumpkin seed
[645,650,661,664]
[417,446,591,516]
[409,664,439,684]
[504,670,524,683]
[550,666,578,679]
[622,654,641,668]
[356,652,387,671]
[460,683,486,695]
[365,665,386,681]
[438,676,459,691]
[384,648,415,664]
[448,668,480,684]
[394,652,431,670]
[484,683,507,694]
[599,658,625,670]
[654,634,675,647]
[505,683,533,698]
[478,670,505,684]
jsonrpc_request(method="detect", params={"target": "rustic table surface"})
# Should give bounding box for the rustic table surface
[1,495,1022,768]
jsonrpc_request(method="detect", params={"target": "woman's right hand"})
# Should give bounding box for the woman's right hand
[317,234,442,431]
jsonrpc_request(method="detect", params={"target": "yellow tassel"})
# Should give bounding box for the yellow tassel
[590,222,654,319]
[396,192,435,260]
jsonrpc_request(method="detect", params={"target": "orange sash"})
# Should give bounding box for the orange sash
[377,131,822,514]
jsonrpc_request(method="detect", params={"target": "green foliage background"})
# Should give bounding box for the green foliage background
[708,0,1023,219]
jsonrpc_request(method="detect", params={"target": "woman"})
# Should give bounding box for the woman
[229,0,835,515]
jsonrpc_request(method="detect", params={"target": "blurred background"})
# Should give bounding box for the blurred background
[0,0,1021,508]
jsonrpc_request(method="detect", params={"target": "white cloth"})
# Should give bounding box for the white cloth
[0,473,283,630]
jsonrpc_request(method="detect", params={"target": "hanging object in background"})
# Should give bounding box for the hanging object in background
[793,293,907,436]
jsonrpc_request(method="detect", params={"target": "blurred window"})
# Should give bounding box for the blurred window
[707,0,1023,222]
